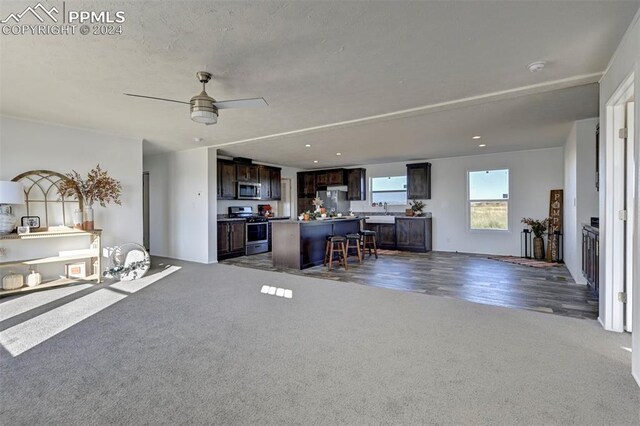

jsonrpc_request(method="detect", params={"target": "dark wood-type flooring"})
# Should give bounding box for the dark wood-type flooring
[221,250,599,320]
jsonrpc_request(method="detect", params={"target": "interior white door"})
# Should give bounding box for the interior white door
[625,101,635,332]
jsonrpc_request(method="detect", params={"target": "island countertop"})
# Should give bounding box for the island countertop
[276,217,363,225]
[271,218,361,269]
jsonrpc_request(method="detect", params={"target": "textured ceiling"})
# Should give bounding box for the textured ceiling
[0,0,638,166]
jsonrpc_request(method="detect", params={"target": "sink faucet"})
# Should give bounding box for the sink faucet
[384,202,389,215]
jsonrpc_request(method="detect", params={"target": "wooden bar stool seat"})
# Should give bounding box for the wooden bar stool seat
[360,230,378,259]
[345,233,362,264]
[324,235,348,270]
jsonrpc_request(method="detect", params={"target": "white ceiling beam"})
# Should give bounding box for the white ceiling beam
[210,72,603,149]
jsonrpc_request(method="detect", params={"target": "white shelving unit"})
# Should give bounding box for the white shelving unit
[0,228,102,297]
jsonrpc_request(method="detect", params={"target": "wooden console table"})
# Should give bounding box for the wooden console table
[0,228,102,297]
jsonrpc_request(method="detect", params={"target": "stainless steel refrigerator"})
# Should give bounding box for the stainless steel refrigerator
[316,189,350,214]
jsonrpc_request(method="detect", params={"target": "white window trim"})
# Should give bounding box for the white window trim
[467,168,511,232]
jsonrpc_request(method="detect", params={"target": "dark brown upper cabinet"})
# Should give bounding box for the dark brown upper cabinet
[237,164,259,182]
[217,160,236,200]
[297,172,316,197]
[346,168,366,201]
[218,158,281,200]
[315,171,328,186]
[326,169,345,185]
[406,162,431,199]
[259,166,272,200]
[270,168,281,200]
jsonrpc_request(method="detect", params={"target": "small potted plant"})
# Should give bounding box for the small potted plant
[409,200,426,216]
[521,217,550,260]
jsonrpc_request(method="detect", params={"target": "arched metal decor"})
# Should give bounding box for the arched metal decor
[11,170,82,229]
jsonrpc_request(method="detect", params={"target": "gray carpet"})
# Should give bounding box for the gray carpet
[1,257,638,425]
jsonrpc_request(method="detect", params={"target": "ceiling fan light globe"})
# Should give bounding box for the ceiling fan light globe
[191,109,218,124]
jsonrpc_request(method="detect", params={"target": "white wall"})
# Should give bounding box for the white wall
[349,147,564,255]
[598,10,640,384]
[564,118,599,284]
[0,116,143,250]
[144,148,210,263]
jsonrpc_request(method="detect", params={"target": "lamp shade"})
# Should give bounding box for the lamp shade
[0,181,25,204]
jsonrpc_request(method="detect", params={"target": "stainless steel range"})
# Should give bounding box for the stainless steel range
[228,206,269,255]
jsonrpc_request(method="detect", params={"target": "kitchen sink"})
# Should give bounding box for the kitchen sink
[365,216,396,224]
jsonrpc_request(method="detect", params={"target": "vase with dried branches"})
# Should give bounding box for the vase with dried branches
[58,165,122,230]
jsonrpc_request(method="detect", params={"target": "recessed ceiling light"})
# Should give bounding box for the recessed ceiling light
[478,144,486,147]
[527,61,546,72]
[305,144,311,147]
[194,137,203,142]
[472,135,481,140]
[313,160,318,163]
[336,152,342,156]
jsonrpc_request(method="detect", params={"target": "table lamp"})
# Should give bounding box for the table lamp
[0,181,25,235]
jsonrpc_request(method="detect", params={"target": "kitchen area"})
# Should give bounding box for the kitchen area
[216,155,433,270]
[216,156,292,260]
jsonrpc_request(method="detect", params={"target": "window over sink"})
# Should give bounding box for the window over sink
[371,176,407,205]
[468,169,509,231]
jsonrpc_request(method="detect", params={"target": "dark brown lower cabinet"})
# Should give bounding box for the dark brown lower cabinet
[364,218,432,252]
[364,223,396,249]
[396,218,432,252]
[218,220,245,260]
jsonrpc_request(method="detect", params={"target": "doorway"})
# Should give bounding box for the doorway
[280,178,291,217]
[143,172,150,250]
[604,74,635,334]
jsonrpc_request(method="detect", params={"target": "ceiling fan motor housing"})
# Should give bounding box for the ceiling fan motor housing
[190,91,218,124]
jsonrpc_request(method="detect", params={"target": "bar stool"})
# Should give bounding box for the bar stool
[360,230,378,259]
[345,233,362,264]
[324,235,348,270]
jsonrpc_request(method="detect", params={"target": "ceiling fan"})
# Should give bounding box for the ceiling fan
[124,71,267,125]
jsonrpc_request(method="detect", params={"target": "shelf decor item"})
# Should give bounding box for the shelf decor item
[2,272,24,290]
[21,216,40,229]
[58,165,123,230]
[312,197,324,213]
[0,181,25,235]
[73,209,83,230]
[65,262,87,279]
[26,269,42,287]
[521,217,550,260]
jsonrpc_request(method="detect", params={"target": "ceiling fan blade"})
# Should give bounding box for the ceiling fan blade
[213,97,268,109]
[123,93,190,105]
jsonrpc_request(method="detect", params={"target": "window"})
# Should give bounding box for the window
[468,169,509,230]
[371,176,407,205]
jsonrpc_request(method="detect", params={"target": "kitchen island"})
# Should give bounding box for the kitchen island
[271,217,361,269]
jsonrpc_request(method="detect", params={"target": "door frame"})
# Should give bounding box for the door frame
[625,101,635,332]
[602,73,634,332]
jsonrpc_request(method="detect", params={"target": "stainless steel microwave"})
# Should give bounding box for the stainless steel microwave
[237,182,261,199]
